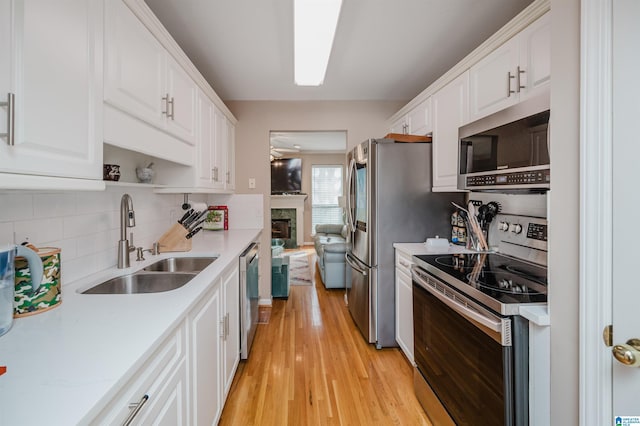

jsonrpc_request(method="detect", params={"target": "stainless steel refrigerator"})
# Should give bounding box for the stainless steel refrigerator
[345,138,463,348]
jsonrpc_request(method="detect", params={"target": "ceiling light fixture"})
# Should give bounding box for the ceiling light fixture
[294,0,342,86]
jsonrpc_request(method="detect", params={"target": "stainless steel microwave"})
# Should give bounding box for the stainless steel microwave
[458,94,550,192]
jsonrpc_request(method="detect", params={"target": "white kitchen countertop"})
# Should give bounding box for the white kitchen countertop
[393,242,475,256]
[0,228,261,426]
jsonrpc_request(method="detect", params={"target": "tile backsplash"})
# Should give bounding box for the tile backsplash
[0,187,205,285]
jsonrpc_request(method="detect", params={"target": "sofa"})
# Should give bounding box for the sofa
[313,224,351,289]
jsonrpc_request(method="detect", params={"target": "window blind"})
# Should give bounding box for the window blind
[311,165,343,233]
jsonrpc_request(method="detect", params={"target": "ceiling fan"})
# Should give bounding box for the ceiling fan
[270,145,299,160]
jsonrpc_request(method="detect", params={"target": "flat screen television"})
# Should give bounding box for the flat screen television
[271,158,302,194]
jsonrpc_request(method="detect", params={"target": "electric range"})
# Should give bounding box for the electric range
[411,213,548,425]
[413,213,548,315]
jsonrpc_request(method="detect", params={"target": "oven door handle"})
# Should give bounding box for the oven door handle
[411,267,505,335]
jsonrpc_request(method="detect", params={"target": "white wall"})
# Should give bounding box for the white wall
[549,0,581,423]
[227,100,405,303]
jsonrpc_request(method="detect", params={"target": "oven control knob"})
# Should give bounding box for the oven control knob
[499,221,510,232]
[510,224,523,234]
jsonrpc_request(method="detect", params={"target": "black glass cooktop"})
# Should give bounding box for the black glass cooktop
[413,253,547,313]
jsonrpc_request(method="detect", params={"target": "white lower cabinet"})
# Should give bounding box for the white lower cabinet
[222,263,240,394]
[395,249,415,366]
[135,359,188,425]
[91,321,188,425]
[190,279,223,425]
[92,261,241,425]
[190,261,240,425]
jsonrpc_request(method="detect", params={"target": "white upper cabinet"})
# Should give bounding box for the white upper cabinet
[105,0,197,146]
[389,116,408,135]
[469,12,550,122]
[469,37,519,121]
[197,92,224,190]
[389,97,432,136]
[165,54,197,144]
[0,0,103,181]
[406,97,432,136]
[432,71,469,192]
[195,93,235,192]
[225,119,236,191]
[517,12,551,102]
[104,0,165,130]
[213,107,227,189]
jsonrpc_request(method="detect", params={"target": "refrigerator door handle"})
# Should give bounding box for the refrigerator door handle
[346,158,356,232]
[345,251,369,276]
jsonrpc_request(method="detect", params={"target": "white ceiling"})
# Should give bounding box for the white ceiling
[144,0,534,102]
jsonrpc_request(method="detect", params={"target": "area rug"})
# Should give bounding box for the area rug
[287,251,313,286]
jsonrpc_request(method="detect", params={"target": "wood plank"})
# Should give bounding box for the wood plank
[384,133,433,143]
[220,248,431,425]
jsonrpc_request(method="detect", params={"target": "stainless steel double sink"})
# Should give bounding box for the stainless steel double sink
[81,257,217,295]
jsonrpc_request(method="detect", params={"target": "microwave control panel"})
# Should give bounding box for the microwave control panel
[465,169,550,188]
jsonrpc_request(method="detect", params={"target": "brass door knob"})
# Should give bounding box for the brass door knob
[612,338,640,367]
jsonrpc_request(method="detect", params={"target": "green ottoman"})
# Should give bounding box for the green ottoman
[271,255,290,298]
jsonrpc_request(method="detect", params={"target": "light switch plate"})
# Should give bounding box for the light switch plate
[248,178,256,189]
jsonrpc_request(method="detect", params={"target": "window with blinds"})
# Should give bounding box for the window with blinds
[311,165,344,233]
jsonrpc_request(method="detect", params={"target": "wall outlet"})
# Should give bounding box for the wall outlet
[248,178,256,189]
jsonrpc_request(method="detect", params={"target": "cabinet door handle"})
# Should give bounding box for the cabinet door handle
[507,72,515,97]
[213,166,219,182]
[399,261,411,268]
[168,96,175,120]
[123,394,149,426]
[162,94,169,116]
[0,93,15,146]
[226,171,230,184]
[516,66,525,93]
[225,312,230,338]
[220,317,226,338]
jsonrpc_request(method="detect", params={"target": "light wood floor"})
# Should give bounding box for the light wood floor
[219,248,431,425]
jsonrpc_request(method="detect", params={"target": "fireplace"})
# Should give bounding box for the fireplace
[271,218,291,239]
[271,208,297,249]
[271,195,306,248]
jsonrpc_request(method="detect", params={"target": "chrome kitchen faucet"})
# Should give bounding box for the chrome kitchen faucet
[117,194,136,269]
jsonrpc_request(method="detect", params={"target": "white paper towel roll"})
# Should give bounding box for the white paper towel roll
[189,202,208,212]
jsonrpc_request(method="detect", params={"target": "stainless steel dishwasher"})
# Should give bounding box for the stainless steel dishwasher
[239,242,259,359]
